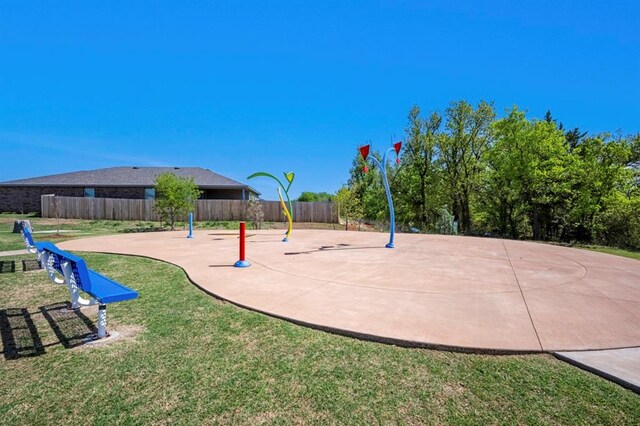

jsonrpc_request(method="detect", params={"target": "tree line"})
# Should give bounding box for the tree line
[337,101,640,250]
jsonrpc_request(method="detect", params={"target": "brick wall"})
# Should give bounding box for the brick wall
[0,186,84,213]
[0,186,149,213]
[0,186,246,213]
[95,187,145,199]
[201,188,245,200]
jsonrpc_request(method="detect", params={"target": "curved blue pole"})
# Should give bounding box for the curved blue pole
[368,148,396,248]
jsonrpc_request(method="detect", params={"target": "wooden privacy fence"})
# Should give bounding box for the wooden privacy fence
[41,195,338,223]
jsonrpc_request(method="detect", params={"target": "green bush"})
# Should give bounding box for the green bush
[595,196,640,251]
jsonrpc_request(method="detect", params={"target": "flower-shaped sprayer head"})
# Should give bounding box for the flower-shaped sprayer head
[394,141,402,164]
[359,144,370,173]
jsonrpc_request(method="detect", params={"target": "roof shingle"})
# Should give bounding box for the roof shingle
[0,167,256,191]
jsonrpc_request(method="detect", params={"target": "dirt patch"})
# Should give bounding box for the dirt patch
[78,324,145,349]
[44,234,71,240]
[34,218,84,227]
[0,217,84,227]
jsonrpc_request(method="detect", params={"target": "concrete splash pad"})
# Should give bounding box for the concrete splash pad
[59,230,640,353]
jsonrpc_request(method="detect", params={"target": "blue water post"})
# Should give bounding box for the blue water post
[187,212,194,238]
[359,142,402,249]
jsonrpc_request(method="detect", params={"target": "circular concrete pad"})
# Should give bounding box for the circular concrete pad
[59,230,640,353]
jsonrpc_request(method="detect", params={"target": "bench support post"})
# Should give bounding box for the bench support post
[70,283,82,310]
[61,261,98,309]
[42,252,65,285]
[97,304,108,338]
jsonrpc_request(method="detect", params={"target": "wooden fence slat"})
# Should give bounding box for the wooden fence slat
[40,196,337,223]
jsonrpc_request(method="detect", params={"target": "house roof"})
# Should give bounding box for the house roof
[0,167,259,194]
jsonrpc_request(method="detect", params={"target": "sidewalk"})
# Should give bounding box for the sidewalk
[0,249,28,257]
[555,348,640,394]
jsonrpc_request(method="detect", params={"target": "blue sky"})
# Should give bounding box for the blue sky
[1,0,638,199]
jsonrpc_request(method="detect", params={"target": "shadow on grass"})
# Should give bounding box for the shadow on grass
[0,302,100,360]
[39,302,97,349]
[0,308,45,359]
[21,259,42,272]
[0,260,16,274]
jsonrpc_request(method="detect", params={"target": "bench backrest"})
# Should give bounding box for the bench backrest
[39,242,93,295]
[21,226,36,248]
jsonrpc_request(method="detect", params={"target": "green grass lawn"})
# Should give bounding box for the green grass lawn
[0,215,244,251]
[0,252,638,424]
[0,214,338,252]
[577,245,640,261]
[0,215,146,251]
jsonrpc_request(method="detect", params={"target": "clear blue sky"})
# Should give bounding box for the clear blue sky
[1,0,638,199]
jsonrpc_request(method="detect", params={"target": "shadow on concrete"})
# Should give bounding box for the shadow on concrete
[285,244,384,256]
[0,308,45,359]
[39,302,97,349]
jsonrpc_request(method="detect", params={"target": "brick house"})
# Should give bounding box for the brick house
[0,166,259,213]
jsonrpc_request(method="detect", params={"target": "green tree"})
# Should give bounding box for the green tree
[399,105,443,229]
[522,117,574,240]
[595,194,640,250]
[296,192,334,202]
[439,100,496,234]
[544,109,564,130]
[341,101,637,248]
[335,186,363,230]
[565,127,588,150]
[153,173,201,230]
[247,195,264,230]
[629,134,640,199]
[629,133,640,163]
[348,146,387,222]
[568,134,632,241]
[483,107,574,240]
[481,109,530,238]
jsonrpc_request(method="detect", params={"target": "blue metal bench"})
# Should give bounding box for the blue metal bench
[39,242,138,339]
[19,224,45,255]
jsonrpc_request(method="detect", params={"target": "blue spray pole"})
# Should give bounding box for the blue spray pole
[359,142,402,249]
[187,212,194,238]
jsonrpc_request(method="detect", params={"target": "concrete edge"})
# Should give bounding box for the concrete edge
[553,352,640,394]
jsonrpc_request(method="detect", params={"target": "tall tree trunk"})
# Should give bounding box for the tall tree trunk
[460,186,472,234]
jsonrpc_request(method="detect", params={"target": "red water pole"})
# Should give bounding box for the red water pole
[234,222,250,267]
[239,222,246,260]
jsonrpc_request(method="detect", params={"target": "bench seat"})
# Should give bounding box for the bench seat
[39,242,138,304]
[86,269,139,304]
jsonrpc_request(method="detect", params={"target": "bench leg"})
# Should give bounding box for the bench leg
[43,253,65,285]
[97,304,108,338]
[69,284,95,310]
[70,284,81,310]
